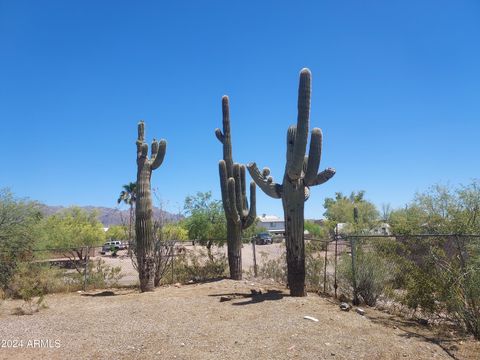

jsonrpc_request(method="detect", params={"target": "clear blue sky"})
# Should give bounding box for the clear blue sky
[1,0,479,218]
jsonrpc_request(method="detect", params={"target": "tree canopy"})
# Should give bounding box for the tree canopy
[323,191,379,232]
[390,182,480,235]
[183,191,226,248]
[38,207,106,264]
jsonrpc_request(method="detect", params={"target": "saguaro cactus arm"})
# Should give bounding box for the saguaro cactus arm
[309,168,336,186]
[247,162,283,199]
[220,160,257,228]
[287,68,311,181]
[304,128,322,185]
[136,121,167,169]
[151,139,167,170]
[243,181,256,228]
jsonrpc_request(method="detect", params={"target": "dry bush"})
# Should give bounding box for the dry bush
[166,249,227,284]
[254,242,325,292]
[86,259,124,289]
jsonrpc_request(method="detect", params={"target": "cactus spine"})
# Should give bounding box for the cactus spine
[247,69,335,296]
[216,96,256,280]
[135,121,166,292]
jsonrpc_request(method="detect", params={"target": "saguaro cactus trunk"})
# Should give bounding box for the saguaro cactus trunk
[247,69,335,296]
[135,121,166,292]
[216,96,256,280]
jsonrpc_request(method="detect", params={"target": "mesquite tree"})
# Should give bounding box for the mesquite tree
[215,96,256,280]
[135,121,166,292]
[247,69,335,296]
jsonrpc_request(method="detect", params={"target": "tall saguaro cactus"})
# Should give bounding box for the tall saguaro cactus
[247,69,335,296]
[216,96,256,280]
[135,121,166,292]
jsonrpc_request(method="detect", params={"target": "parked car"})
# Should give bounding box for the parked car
[254,232,273,245]
[100,240,126,254]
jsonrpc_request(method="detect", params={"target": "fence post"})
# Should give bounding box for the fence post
[351,207,359,305]
[171,254,174,284]
[323,239,328,293]
[251,238,258,277]
[334,224,338,299]
[83,246,89,291]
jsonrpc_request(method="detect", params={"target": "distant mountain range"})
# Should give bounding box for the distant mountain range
[39,205,183,227]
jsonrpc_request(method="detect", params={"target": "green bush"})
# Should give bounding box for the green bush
[338,248,397,306]
[0,189,42,291]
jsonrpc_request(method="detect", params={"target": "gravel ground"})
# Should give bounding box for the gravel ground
[1,279,477,360]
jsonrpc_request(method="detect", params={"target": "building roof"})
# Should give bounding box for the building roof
[257,214,284,223]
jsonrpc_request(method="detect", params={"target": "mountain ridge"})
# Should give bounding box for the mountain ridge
[39,204,183,227]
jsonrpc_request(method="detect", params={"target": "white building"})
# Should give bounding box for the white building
[257,214,285,235]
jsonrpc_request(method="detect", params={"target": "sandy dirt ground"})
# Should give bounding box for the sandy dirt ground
[99,243,287,286]
[0,279,478,360]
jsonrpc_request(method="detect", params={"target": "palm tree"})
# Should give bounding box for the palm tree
[117,182,137,247]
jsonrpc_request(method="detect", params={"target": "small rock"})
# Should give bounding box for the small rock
[180,342,185,347]
[331,352,336,356]
[304,316,319,322]
[355,308,365,316]
[325,342,331,346]
[174,283,181,288]
[188,280,194,284]
[340,302,351,311]
[220,296,232,302]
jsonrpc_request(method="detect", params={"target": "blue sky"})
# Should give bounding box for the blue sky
[1,0,479,219]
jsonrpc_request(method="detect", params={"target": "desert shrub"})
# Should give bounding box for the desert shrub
[0,189,42,290]
[7,259,124,301]
[433,240,480,339]
[254,242,326,292]
[8,263,69,299]
[338,246,397,306]
[305,241,325,292]
[7,263,64,314]
[86,259,123,288]
[257,251,287,284]
[382,236,480,339]
[169,249,227,284]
